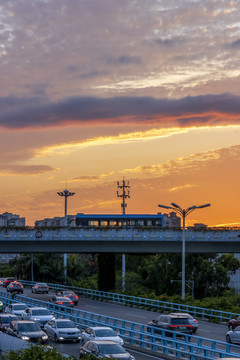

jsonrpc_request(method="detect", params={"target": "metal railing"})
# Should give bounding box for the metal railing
[0,291,240,359]
[20,280,239,323]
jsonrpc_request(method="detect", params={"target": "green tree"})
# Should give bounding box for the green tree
[2,345,118,360]
[121,253,240,299]
[2,345,77,360]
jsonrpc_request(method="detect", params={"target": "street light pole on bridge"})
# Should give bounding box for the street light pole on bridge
[158,202,210,299]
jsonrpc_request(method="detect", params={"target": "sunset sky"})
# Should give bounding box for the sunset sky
[1,0,240,226]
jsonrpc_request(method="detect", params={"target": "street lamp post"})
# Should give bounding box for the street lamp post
[158,202,210,299]
[57,189,75,282]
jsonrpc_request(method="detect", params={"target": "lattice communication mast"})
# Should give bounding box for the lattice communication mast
[117,178,130,215]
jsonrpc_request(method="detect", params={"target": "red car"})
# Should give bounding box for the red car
[3,277,16,288]
[228,316,240,330]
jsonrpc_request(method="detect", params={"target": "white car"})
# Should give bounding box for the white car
[5,303,28,318]
[80,326,124,345]
[44,318,81,342]
[32,283,49,294]
[21,306,55,328]
[226,325,240,344]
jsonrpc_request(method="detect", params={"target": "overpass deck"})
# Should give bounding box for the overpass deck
[0,228,240,253]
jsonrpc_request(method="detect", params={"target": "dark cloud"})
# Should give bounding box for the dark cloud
[65,64,81,73]
[1,93,240,129]
[117,55,142,64]
[230,39,240,48]
[177,115,214,125]
[0,96,46,115]
[79,70,109,79]
[106,55,142,65]
[22,83,49,97]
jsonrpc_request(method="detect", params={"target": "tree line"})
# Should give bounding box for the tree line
[1,252,240,300]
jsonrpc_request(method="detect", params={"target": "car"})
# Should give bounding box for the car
[0,300,3,312]
[5,303,28,318]
[79,340,135,359]
[0,314,18,332]
[32,282,49,294]
[44,318,81,343]
[56,290,78,305]
[3,277,16,287]
[48,296,74,309]
[21,307,55,328]
[6,281,24,293]
[228,315,240,330]
[6,319,48,343]
[80,326,124,345]
[226,325,240,344]
[147,313,193,337]
[169,312,198,333]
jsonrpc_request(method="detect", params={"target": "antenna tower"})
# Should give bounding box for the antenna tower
[117,178,130,215]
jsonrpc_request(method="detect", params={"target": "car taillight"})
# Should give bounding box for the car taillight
[194,319,197,323]
[74,296,78,299]
[70,302,73,304]
[37,287,41,288]
[57,302,63,304]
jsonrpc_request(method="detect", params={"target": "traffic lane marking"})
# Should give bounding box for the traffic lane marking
[125,313,146,319]
[85,305,101,309]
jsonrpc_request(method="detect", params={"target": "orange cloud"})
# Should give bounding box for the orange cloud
[67,172,114,182]
[0,164,57,176]
[35,125,239,157]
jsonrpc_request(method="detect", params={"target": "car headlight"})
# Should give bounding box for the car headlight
[21,336,30,340]
[0,302,3,306]
[120,339,124,345]
[33,318,40,321]
[42,335,48,340]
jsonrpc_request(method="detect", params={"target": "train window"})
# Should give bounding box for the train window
[89,221,99,226]
[109,221,117,226]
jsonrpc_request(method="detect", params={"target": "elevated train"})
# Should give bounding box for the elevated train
[75,213,164,228]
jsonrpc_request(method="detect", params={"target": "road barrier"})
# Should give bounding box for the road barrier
[20,280,239,323]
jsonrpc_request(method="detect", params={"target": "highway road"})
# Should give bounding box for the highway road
[2,286,239,359]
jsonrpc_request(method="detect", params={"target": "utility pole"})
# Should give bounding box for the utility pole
[117,178,130,291]
[57,189,75,283]
[117,178,130,215]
